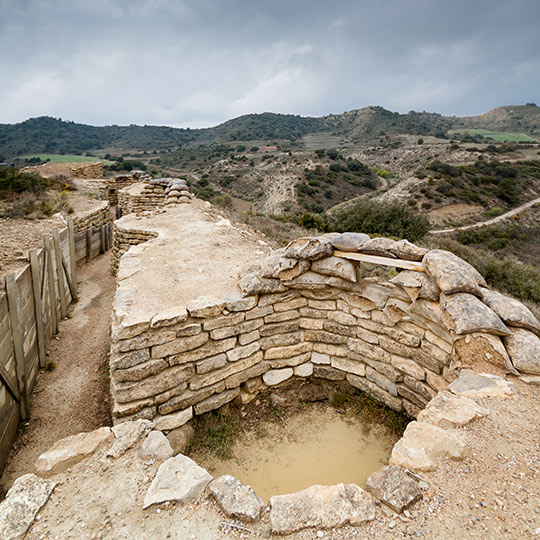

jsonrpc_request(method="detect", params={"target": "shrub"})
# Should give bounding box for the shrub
[486,207,503,217]
[330,200,430,242]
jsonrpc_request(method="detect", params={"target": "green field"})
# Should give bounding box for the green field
[449,129,536,142]
[16,154,110,163]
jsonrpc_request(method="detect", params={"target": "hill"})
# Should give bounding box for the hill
[1,104,539,160]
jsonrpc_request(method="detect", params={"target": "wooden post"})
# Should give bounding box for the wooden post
[104,223,110,251]
[52,228,68,319]
[108,222,113,250]
[99,225,105,254]
[86,228,93,262]
[43,235,58,335]
[67,219,78,301]
[5,274,29,420]
[29,249,46,368]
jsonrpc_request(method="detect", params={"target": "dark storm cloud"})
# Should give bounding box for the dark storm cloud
[0,0,539,127]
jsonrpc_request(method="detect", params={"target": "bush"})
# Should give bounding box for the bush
[330,200,430,242]
[486,207,503,217]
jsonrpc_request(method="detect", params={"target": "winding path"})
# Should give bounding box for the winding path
[430,196,540,235]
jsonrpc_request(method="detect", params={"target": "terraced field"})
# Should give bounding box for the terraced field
[449,129,536,142]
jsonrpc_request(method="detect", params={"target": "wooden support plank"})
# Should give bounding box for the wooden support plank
[108,222,113,247]
[61,251,77,300]
[104,223,110,251]
[0,362,20,402]
[67,219,78,300]
[29,249,46,369]
[4,274,29,420]
[86,228,93,263]
[52,228,68,319]
[43,235,58,334]
[333,250,426,272]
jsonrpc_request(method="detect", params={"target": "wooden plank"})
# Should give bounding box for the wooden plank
[0,361,20,401]
[4,273,29,420]
[333,250,426,272]
[86,228,93,263]
[61,251,77,300]
[29,249,46,368]
[67,219,78,300]
[0,396,20,472]
[99,225,105,254]
[52,228,68,319]
[43,235,58,335]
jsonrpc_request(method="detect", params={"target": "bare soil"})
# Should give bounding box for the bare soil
[0,252,114,496]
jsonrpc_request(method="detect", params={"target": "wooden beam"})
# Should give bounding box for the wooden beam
[52,228,68,319]
[61,252,77,301]
[99,225,105,254]
[333,250,426,272]
[43,235,58,335]
[4,273,29,420]
[0,361,20,402]
[67,219,78,301]
[86,228,92,263]
[29,249,46,368]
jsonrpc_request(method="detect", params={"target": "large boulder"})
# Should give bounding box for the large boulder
[208,475,265,522]
[283,237,334,260]
[143,455,212,509]
[503,328,540,374]
[35,427,113,476]
[358,237,397,258]
[390,270,440,301]
[389,240,429,261]
[441,293,511,336]
[481,288,540,336]
[423,250,486,295]
[0,474,56,540]
[269,483,375,534]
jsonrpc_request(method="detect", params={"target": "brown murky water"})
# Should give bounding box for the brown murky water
[199,405,397,502]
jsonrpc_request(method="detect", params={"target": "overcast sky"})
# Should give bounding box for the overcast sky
[1,0,539,128]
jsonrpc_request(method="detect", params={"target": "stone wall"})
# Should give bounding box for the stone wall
[106,171,151,205]
[110,232,540,432]
[23,161,103,179]
[111,223,159,273]
[72,200,111,233]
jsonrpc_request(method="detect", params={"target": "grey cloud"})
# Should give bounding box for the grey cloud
[0,0,539,127]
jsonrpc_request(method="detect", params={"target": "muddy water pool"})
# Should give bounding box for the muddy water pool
[198,405,398,502]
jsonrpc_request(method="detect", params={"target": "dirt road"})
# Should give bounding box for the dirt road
[0,253,114,495]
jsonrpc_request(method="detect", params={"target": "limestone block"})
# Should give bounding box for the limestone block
[448,370,514,398]
[263,368,294,386]
[283,236,334,260]
[35,427,113,476]
[311,352,330,365]
[481,288,540,335]
[304,329,347,345]
[300,306,329,319]
[258,291,299,307]
[227,341,261,362]
[311,256,357,282]
[424,249,486,294]
[152,407,193,431]
[343,293,376,311]
[313,366,346,380]
[285,271,356,291]
[358,237,396,257]
[239,272,286,296]
[265,342,312,360]
[169,337,237,366]
[194,388,241,415]
[417,391,489,428]
[225,361,271,389]
[388,240,429,261]
[259,320,299,336]
[150,306,188,328]
[366,465,422,513]
[273,297,308,312]
[259,332,301,350]
[224,293,258,312]
[366,366,398,396]
[390,421,468,472]
[114,359,168,383]
[347,374,403,411]
[390,355,425,381]
[327,310,357,326]
[441,293,510,336]
[159,381,226,415]
[208,475,265,522]
[143,455,212,509]
[307,299,336,310]
[313,343,347,357]
[348,338,386,361]
[238,329,260,345]
[210,318,263,340]
[151,332,209,358]
[110,348,151,371]
[0,474,56,540]
[294,362,314,377]
[196,353,227,374]
[138,431,174,463]
[330,232,370,252]
[331,356,366,377]
[360,356,403,383]
[107,420,153,458]
[503,328,540,374]
[203,312,245,331]
[264,309,300,323]
[322,320,355,337]
[299,318,324,330]
[245,305,273,320]
[269,483,375,534]
[186,296,226,318]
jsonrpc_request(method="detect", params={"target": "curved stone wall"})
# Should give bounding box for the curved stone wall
[110,233,540,429]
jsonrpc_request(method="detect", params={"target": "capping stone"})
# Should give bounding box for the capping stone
[311,256,357,282]
[186,296,226,318]
[284,236,334,260]
[330,232,370,252]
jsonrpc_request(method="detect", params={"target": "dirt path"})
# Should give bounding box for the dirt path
[0,252,114,495]
[430,196,540,234]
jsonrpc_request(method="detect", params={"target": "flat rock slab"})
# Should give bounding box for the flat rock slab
[417,391,489,428]
[269,483,375,534]
[330,232,370,252]
[441,292,510,336]
[389,240,429,261]
[107,419,153,459]
[366,465,422,513]
[311,256,357,282]
[208,475,265,522]
[358,237,397,257]
[481,288,540,336]
[448,370,514,398]
[35,427,113,476]
[0,474,56,539]
[424,249,486,294]
[143,454,212,509]
[390,421,468,472]
[503,328,540,375]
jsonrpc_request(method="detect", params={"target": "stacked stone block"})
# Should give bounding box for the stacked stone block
[111,223,158,273]
[72,201,110,233]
